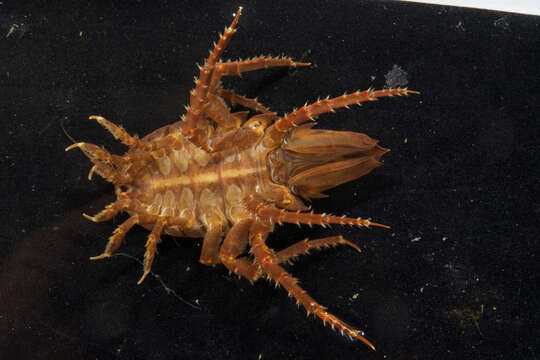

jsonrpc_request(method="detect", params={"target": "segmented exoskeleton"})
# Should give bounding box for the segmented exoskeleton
[66,8,418,349]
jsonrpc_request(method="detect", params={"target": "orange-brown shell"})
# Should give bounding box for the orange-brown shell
[67,7,417,350]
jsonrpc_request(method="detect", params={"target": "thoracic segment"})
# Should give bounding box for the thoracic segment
[66,6,420,350]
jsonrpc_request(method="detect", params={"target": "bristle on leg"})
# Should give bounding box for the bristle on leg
[89,115,139,147]
[247,200,390,229]
[249,225,376,350]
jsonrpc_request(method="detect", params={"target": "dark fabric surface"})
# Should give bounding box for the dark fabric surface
[1,1,538,359]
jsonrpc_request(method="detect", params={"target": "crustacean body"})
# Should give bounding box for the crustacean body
[66,8,418,350]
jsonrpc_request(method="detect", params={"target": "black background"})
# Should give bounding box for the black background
[1,1,539,359]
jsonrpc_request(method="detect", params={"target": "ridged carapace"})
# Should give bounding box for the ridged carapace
[66,7,418,350]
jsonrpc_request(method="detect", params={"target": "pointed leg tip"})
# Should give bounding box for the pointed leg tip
[342,239,362,253]
[370,222,391,229]
[82,213,97,222]
[355,334,376,351]
[137,271,150,285]
[89,253,109,260]
[65,143,82,152]
[87,166,96,180]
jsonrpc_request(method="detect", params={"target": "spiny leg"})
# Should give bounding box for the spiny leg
[219,222,357,279]
[138,218,166,285]
[82,200,130,223]
[217,221,361,281]
[89,115,139,147]
[199,224,225,266]
[182,7,243,140]
[277,88,420,130]
[246,197,390,229]
[65,142,130,183]
[249,221,375,349]
[90,215,140,260]
[205,59,306,140]
[265,88,420,146]
[208,56,310,94]
[276,235,361,264]
[65,142,124,166]
[216,89,276,115]
[219,219,261,281]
